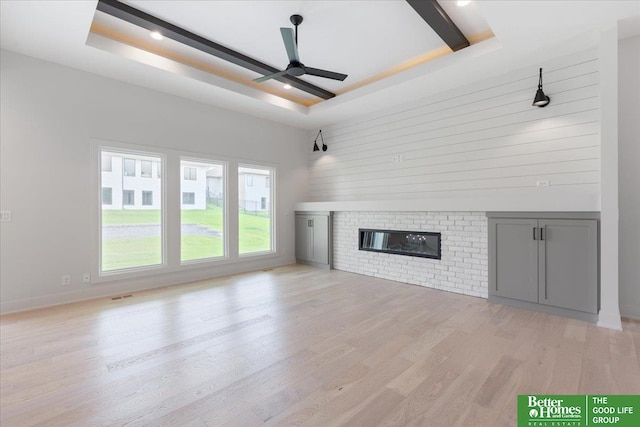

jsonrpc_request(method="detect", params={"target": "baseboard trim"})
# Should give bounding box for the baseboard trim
[295,259,331,270]
[488,295,599,323]
[0,256,296,314]
[620,304,640,321]
[597,309,623,330]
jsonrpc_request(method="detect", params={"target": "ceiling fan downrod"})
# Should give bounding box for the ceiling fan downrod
[290,14,303,45]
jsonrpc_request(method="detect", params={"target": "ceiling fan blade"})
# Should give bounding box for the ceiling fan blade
[304,67,348,81]
[280,28,300,63]
[253,69,288,83]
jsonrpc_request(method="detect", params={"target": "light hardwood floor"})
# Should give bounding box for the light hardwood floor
[1,265,639,426]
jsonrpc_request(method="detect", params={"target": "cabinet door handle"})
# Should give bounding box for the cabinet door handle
[540,227,545,241]
[533,227,537,240]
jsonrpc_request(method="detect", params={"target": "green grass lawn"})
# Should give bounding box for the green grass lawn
[102,206,270,270]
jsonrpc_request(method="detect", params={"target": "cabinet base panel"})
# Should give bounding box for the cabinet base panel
[296,259,331,270]
[489,295,598,323]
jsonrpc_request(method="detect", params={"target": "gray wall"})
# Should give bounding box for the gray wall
[0,50,309,312]
[619,35,640,320]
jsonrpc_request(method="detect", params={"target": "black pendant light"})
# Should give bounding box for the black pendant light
[532,68,550,107]
[313,130,327,152]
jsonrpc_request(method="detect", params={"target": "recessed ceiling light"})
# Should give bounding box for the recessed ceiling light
[150,31,163,40]
[283,84,292,89]
[456,0,471,6]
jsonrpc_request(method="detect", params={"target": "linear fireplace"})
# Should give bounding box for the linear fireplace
[359,228,441,260]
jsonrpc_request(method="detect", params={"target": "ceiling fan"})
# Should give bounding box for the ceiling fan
[253,15,348,84]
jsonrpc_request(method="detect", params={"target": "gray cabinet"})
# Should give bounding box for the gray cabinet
[492,218,539,303]
[295,211,332,269]
[489,213,598,320]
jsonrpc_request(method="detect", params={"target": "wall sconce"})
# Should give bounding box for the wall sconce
[313,129,327,152]
[532,67,550,107]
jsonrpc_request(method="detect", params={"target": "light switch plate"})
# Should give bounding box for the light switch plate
[536,180,550,187]
[0,211,11,222]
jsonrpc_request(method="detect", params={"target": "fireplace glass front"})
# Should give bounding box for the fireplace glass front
[359,229,441,259]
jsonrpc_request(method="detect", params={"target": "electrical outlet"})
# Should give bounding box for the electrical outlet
[0,211,11,222]
[536,180,550,187]
[61,275,71,286]
[82,273,91,284]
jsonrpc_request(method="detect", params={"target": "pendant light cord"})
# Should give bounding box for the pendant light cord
[538,68,544,90]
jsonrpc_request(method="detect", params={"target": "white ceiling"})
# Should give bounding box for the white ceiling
[1,1,639,130]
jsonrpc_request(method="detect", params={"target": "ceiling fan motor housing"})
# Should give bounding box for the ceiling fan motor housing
[286,61,305,76]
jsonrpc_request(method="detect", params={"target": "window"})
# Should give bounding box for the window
[180,160,225,262]
[142,191,153,206]
[157,162,161,178]
[141,160,152,178]
[265,176,270,188]
[239,165,273,254]
[182,192,195,205]
[184,166,197,180]
[123,190,135,206]
[101,154,112,172]
[102,188,112,205]
[100,149,163,272]
[123,158,136,176]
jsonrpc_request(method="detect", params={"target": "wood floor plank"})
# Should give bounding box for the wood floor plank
[1,265,639,427]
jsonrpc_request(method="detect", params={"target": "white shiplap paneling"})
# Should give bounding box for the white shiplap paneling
[308,50,600,206]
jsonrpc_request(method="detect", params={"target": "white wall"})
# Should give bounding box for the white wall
[307,49,600,211]
[0,50,308,313]
[618,35,640,320]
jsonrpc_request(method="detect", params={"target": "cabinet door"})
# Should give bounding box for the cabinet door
[311,215,329,264]
[295,215,312,261]
[490,218,539,302]
[538,219,598,313]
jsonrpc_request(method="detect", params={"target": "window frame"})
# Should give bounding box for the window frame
[182,192,195,205]
[142,190,153,206]
[184,166,197,181]
[91,140,276,284]
[93,143,167,280]
[141,160,153,178]
[123,158,136,177]
[180,157,228,265]
[238,163,276,257]
[102,187,112,205]
[101,154,112,172]
[122,189,135,206]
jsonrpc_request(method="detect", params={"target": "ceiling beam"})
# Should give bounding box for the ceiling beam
[96,0,336,100]
[406,0,470,52]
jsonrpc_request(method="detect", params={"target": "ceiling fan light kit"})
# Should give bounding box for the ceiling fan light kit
[253,14,348,84]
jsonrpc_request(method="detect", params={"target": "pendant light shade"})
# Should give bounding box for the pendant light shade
[532,68,550,107]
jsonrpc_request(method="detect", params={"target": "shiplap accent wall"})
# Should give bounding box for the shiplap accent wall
[309,49,599,205]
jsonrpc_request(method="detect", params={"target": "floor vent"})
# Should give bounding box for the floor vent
[111,294,133,300]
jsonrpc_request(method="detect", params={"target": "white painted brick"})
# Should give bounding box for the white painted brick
[332,211,488,300]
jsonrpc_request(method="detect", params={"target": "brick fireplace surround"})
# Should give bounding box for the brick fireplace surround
[333,211,488,298]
